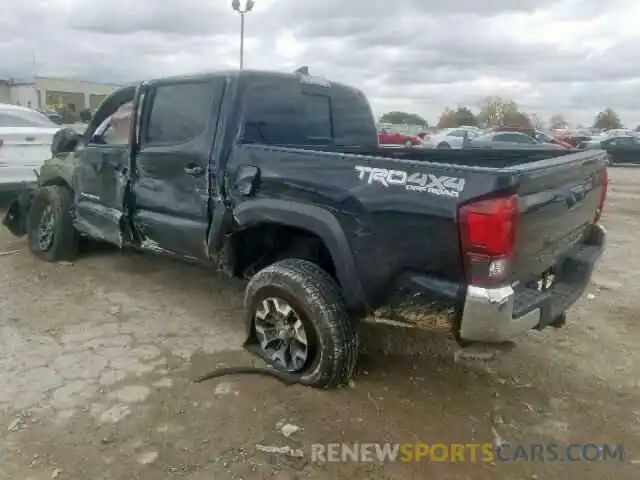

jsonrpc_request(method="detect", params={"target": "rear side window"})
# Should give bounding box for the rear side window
[614,137,638,146]
[302,93,332,140]
[241,77,377,148]
[241,79,303,145]
[144,80,223,145]
[448,130,468,137]
[495,133,530,143]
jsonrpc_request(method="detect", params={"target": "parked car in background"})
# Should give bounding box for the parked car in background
[378,128,423,147]
[37,109,63,125]
[557,130,595,148]
[583,135,640,164]
[422,127,481,149]
[417,127,439,140]
[533,130,572,149]
[492,125,535,136]
[469,131,565,149]
[0,104,62,191]
[604,128,635,137]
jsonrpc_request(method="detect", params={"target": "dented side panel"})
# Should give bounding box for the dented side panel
[128,77,227,261]
[73,147,129,246]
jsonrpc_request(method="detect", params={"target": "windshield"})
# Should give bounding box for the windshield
[0,109,58,128]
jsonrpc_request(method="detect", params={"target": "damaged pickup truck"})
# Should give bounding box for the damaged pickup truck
[3,69,608,388]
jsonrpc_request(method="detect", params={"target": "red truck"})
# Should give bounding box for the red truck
[378,128,423,148]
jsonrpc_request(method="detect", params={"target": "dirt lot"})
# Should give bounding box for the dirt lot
[1,167,639,480]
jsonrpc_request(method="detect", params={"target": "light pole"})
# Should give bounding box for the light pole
[232,0,255,69]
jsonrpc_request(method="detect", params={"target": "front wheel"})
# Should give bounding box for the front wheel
[27,186,79,262]
[404,139,413,148]
[244,259,359,389]
[437,142,451,149]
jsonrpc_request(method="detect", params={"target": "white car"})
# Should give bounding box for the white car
[422,127,481,149]
[0,104,62,191]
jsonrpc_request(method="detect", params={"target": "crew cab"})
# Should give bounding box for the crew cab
[3,69,608,388]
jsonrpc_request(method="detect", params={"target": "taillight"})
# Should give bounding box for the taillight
[594,166,608,223]
[458,194,518,287]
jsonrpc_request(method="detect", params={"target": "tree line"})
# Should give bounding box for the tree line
[379,97,625,131]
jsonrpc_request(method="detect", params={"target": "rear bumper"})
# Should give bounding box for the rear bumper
[384,223,606,343]
[459,223,606,342]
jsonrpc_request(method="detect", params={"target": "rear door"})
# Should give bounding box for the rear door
[131,77,226,260]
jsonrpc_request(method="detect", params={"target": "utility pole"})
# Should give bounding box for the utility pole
[231,0,255,69]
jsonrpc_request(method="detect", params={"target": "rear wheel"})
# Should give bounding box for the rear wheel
[437,142,451,149]
[27,186,79,262]
[244,259,359,388]
[404,139,413,148]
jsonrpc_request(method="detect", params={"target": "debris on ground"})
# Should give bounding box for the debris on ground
[137,451,159,465]
[255,444,304,457]
[280,423,302,438]
[0,249,19,256]
[491,426,506,448]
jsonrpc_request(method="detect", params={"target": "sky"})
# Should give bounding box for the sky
[1,0,639,127]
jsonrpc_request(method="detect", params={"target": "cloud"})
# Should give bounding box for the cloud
[1,0,639,126]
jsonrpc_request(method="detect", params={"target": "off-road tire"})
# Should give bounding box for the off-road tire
[244,259,359,389]
[27,186,79,262]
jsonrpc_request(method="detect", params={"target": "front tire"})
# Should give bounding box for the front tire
[244,259,359,389]
[404,139,413,148]
[27,186,79,262]
[437,142,451,149]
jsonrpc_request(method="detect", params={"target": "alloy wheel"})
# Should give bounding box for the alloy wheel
[254,297,309,372]
[38,206,55,251]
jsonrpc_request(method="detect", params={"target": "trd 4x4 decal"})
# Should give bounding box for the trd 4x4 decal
[354,165,465,198]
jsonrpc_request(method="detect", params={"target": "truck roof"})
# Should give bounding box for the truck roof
[143,69,357,92]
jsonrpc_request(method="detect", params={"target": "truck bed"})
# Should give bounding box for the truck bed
[327,145,578,168]
[234,143,607,310]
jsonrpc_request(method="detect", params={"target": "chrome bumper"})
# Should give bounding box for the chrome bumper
[459,224,607,343]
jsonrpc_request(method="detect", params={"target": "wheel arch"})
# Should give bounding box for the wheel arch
[233,199,367,313]
[39,164,74,193]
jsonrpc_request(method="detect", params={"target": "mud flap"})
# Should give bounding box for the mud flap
[2,183,38,237]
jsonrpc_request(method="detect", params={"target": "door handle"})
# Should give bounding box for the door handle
[184,164,204,176]
[24,136,35,142]
[234,165,260,196]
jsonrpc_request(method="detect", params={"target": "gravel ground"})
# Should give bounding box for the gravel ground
[0,167,639,480]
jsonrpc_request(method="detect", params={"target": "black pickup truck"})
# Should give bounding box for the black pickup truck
[3,69,608,388]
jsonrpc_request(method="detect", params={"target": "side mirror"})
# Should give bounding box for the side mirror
[51,127,83,156]
[79,108,92,123]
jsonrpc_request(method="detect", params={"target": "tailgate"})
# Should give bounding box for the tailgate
[509,150,607,282]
